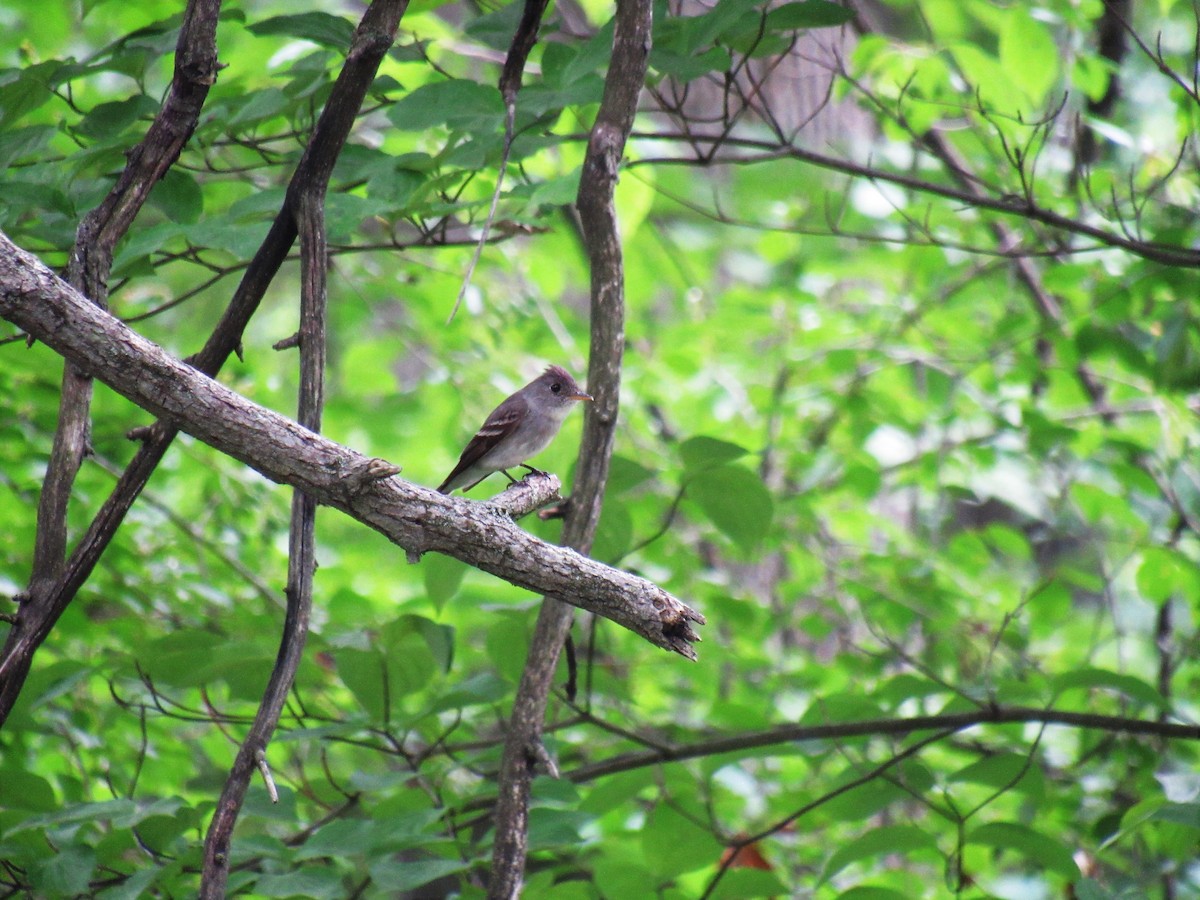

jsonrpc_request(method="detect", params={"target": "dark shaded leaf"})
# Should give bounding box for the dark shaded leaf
[765,0,856,31]
[248,13,355,50]
[680,435,751,472]
[387,81,504,132]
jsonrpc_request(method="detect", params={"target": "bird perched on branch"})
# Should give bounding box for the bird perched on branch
[437,365,593,494]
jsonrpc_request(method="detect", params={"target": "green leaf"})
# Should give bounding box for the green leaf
[74,94,159,140]
[1152,803,1200,829]
[821,825,938,883]
[528,806,591,850]
[1073,878,1116,900]
[14,799,138,832]
[593,499,633,562]
[423,552,467,609]
[0,61,59,127]
[387,81,504,132]
[765,1,856,31]
[135,813,195,854]
[366,858,469,891]
[950,43,1023,112]
[948,752,1043,798]
[1053,668,1166,710]
[607,454,655,493]
[253,867,347,899]
[227,87,290,129]
[1074,323,1148,374]
[0,770,57,812]
[428,671,508,714]
[708,868,789,899]
[463,2,525,51]
[149,169,203,225]
[800,693,885,725]
[641,802,723,878]
[592,856,659,899]
[688,464,773,552]
[138,631,227,687]
[1137,546,1185,602]
[99,867,161,900]
[248,13,355,49]
[335,648,389,721]
[386,614,454,672]
[836,889,913,900]
[651,47,732,83]
[967,822,1080,879]
[0,124,55,169]
[680,436,751,473]
[34,845,95,896]
[999,8,1058,105]
[1152,311,1200,390]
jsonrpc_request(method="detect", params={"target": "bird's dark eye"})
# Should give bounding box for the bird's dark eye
[550,383,562,393]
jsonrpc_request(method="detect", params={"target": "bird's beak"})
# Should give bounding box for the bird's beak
[571,392,594,402]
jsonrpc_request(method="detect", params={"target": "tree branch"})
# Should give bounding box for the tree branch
[565,705,1200,785]
[628,133,1200,268]
[488,0,654,892]
[450,0,552,323]
[199,187,328,896]
[0,231,704,660]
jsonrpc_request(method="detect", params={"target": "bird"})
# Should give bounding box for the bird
[437,365,593,494]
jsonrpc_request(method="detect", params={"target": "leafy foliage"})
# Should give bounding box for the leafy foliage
[3,0,1200,896]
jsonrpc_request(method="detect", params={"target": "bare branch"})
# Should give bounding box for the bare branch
[626,132,1200,268]
[488,0,655,892]
[566,705,1200,785]
[200,181,329,895]
[449,0,552,323]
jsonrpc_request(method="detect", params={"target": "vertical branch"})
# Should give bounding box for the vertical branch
[0,0,409,727]
[1072,0,1131,178]
[199,1,409,891]
[488,0,653,895]
[199,192,327,897]
[450,0,551,323]
[1,0,222,718]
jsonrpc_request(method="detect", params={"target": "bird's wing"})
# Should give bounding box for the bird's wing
[437,396,525,492]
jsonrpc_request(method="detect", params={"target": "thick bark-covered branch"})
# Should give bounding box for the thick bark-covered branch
[450,0,551,323]
[489,0,654,894]
[200,192,327,897]
[0,232,705,658]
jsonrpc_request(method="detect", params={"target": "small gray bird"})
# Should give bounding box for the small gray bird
[437,365,593,494]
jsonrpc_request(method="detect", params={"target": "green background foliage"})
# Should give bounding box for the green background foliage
[3,0,1200,896]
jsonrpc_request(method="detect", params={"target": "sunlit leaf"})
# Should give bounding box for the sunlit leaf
[688,464,773,553]
[820,825,937,883]
[967,822,1080,879]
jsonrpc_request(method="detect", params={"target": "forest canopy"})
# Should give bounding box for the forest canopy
[2,0,1200,897]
